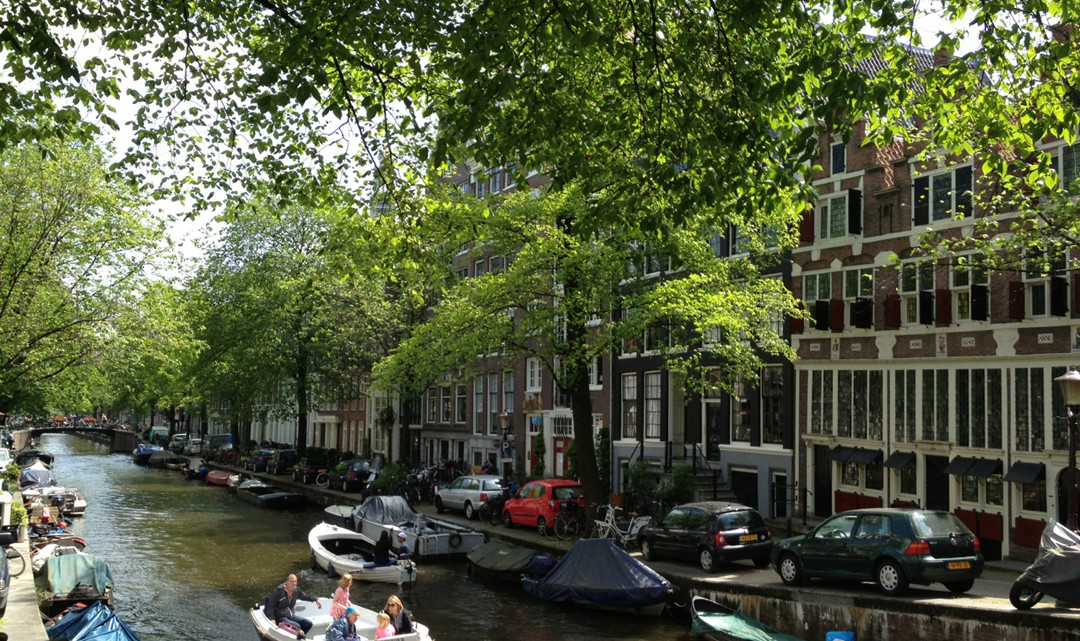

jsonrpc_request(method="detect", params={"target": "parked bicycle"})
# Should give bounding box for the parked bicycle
[544,500,586,541]
[479,486,513,525]
[5,546,25,578]
[590,503,652,548]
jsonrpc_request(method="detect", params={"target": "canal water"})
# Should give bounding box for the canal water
[39,434,694,641]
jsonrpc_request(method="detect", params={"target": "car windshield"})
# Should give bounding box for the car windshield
[717,510,764,530]
[552,486,583,500]
[910,511,971,538]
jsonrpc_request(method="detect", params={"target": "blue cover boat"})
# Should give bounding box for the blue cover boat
[466,539,556,582]
[132,443,162,466]
[521,538,673,615]
[47,601,141,641]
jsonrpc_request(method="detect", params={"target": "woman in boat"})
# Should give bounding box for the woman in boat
[330,573,353,619]
[373,530,393,565]
[384,595,414,635]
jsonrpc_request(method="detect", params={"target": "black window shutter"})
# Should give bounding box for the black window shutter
[919,290,935,325]
[813,300,830,330]
[853,298,874,328]
[971,284,989,321]
[847,189,862,235]
[1052,276,1069,317]
[913,176,929,226]
[954,166,973,217]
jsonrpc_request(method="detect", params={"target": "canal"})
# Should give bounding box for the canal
[39,434,694,641]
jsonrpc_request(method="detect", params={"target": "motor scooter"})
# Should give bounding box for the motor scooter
[1010,518,1080,609]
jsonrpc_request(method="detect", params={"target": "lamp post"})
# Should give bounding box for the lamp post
[1055,370,1080,531]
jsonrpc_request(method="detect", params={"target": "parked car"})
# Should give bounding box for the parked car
[770,507,984,596]
[183,437,205,456]
[245,448,276,473]
[205,433,233,461]
[294,449,335,483]
[434,474,507,519]
[328,457,380,493]
[0,532,11,615]
[638,501,773,572]
[502,479,583,532]
[167,433,188,454]
[266,449,299,475]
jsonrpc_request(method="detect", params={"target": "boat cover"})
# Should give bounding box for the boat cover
[521,538,672,607]
[691,598,805,641]
[21,460,55,487]
[47,601,139,641]
[45,554,115,596]
[467,540,556,577]
[353,495,419,525]
[1015,518,1080,601]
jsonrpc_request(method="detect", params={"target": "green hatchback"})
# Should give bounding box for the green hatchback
[770,508,984,596]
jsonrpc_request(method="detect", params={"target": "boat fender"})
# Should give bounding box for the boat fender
[310,552,318,571]
[448,531,463,549]
[327,561,337,578]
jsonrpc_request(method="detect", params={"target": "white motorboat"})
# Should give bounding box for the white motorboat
[22,486,88,516]
[249,596,431,641]
[307,522,417,585]
[351,495,487,560]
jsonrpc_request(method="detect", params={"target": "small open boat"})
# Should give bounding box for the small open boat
[205,469,232,486]
[324,504,354,528]
[249,596,432,641]
[352,495,486,560]
[690,596,806,641]
[307,522,418,584]
[40,553,114,617]
[236,478,306,509]
[465,539,556,582]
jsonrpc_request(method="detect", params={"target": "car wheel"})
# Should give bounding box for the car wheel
[777,553,805,586]
[435,497,445,514]
[343,479,354,493]
[464,501,475,520]
[536,516,547,536]
[876,559,909,596]
[503,511,514,528]
[699,547,717,573]
[640,538,655,561]
[945,579,975,594]
[1009,582,1044,610]
[753,556,771,569]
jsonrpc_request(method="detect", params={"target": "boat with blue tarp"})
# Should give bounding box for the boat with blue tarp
[47,601,140,641]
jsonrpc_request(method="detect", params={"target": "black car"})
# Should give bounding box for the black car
[638,501,773,572]
[328,457,380,493]
[245,448,276,473]
[267,449,299,475]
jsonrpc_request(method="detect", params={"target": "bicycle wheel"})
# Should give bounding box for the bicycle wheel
[316,473,330,487]
[555,514,581,540]
[6,547,26,578]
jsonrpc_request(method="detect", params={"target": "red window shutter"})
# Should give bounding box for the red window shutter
[799,207,815,244]
[885,294,901,329]
[935,288,952,325]
[790,316,804,335]
[829,299,845,331]
[1008,281,1026,321]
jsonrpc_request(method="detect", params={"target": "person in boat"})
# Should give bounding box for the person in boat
[270,573,321,638]
[384,595,414,635]
[374,612,396,639]
[393,531,411,560]
[373,530,394,565]
[325,606,360,641]
[330,573,353,619]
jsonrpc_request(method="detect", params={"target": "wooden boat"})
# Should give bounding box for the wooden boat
[39,553,114,617]
[205,469,232,486]
[236,478,306,509]
[522,538,673,616]
[690,596,806,641]
[249,596,432,641]
[465,539,556,582]
[352,495,486,559]
[307,522,418,584]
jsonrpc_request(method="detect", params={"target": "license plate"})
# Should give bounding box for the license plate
[947,561,971,570]
[739,534,758,543]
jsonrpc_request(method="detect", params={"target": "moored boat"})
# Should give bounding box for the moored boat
[521,538,673,616]
[182,457,209,479]
[249,596,431,641]
[351,495,486,559]
[20,460,55,488]
[690,596,806,641]
[236,478,306,509]
[46,601,141,641]
[308,522,417,584]
[40,553,115,617]
[23,486,87,516]
[132,443,163,466]
[147,449,184,469]
[465,539,556,582]
[205,469,232,486]
[324,504,353,528]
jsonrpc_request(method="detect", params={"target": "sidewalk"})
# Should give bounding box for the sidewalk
[1,532,48,641]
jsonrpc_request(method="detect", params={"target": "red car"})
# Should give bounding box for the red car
[502,479,584,533]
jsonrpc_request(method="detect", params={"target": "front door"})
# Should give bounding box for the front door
[924,455,949,511]
[814,445,833,518]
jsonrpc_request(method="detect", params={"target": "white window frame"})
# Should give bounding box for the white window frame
[900,262,934,327]
[645,371,662,440]
[526,358,542,393]
[830,141,846,175]
[951,255,987,322]
[817,193,847,240]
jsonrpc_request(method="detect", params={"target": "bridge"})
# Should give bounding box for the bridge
[13,426,140,454]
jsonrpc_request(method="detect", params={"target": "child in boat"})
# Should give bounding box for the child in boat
[330,573,353,619]
[374,612,396,639]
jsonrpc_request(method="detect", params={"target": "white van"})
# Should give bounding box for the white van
[168,433,188,454]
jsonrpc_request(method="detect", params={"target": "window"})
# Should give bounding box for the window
[844,267,874,328]
[551,415,574,437]
[817,193,848,239]
[730,225,749,256]
[1015,367,1046,452]
[1024,247,1067,318]
[622,373,638,440]
[804,272,831,302]
[836,370,884,440]
[952,256,988,321]
[645,371,661,439]
[955,368,1003,449]
[761,365,783,445]
[899,457,918,494]
[488,372,500,434]
[703,370,725,457]
[831,141,846,175]
[810,370,834,435]
[731,375,751,442]
[526,358,542,393]
[1058,142,1080,193]
[440,385,452,422]
[426,388,437,423]
[912,165,973,224]
[554,358,570,408]
[920,369,950,442]
[503,371,514,417]
[489,255,502,273]
[895,369,917,443]
[455,384,467,423]
[588,357,603,389]
[963,473,1004,506]
[473,378,484,434]
[900,261,935,326]
[1022,476,1047,512]
[474,259,486,277]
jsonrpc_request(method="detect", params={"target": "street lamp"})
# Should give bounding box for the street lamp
[1055,369,1080,531]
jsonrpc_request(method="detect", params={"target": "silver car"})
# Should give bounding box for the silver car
[434,474,507,520]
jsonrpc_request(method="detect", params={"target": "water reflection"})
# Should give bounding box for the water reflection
[40,434,692,641]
